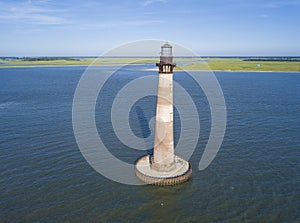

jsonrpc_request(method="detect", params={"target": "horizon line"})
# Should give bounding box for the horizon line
[1,55,300,58]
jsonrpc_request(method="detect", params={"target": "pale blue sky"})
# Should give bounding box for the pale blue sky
[0,0,299,56]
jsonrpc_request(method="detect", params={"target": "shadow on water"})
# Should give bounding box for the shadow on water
[135,106,153,156]
[135,106,151,138]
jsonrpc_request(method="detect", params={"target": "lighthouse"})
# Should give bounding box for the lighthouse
[152,43,176,171]
[135,43,192,186]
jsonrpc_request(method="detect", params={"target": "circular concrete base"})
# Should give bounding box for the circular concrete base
[135,155,192,186]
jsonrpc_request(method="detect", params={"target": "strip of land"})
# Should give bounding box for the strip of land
[0,57,299,72]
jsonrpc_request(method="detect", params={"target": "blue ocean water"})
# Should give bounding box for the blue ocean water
[0,66,299,222]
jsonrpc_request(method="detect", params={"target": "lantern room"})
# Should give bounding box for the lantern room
[156,43,176,73]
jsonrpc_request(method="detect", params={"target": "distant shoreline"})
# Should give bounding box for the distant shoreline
[0,57,299,72]
[142,68,300,73]
[0,64,299,73]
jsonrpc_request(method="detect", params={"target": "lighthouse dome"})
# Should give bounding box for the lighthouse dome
[162,43,172,48]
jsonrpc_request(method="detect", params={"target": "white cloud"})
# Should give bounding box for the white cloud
[258,14,269,18]
[80,20,163,30]
[262,0,300,8]
[229,0,300,9]
[141,0,167,7]
[0,1,67,25]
